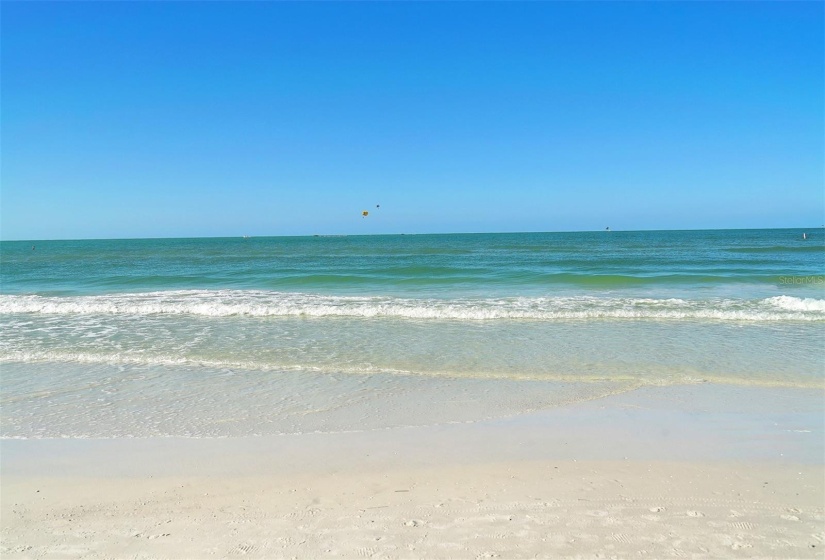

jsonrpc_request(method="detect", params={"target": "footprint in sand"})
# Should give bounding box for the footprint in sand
[686,510,705,518]
[649,506,666,513]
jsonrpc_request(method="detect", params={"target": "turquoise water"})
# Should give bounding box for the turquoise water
[1,229,823,438]
[3,230,824,297]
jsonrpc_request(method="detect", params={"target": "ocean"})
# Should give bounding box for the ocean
[1,229,823,438]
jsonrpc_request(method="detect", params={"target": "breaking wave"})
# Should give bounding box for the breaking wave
[1,291,823,322]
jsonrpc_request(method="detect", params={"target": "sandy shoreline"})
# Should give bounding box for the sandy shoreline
[2,384,823,558]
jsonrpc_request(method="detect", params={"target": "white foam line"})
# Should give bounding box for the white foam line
[0,291,823,321]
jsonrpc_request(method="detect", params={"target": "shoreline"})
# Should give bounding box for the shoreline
[2,383,823,558]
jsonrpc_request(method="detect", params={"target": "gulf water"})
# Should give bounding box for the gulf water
[2,229,823,438]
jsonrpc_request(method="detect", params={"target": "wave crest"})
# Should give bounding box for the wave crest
[1,291,823,322]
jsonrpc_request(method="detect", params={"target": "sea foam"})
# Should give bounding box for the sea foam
[1,291,823,322]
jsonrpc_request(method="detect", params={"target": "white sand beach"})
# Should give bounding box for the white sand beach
[2,384,823,559]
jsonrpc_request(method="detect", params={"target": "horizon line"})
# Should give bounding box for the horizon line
[1,226,823,244]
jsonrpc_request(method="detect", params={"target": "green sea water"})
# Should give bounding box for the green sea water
[1,229,823,438]
[2,229,824,297]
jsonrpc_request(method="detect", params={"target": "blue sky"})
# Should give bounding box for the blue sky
[2,2,822,240]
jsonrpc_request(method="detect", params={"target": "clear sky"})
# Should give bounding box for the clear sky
[1,2,822,240]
